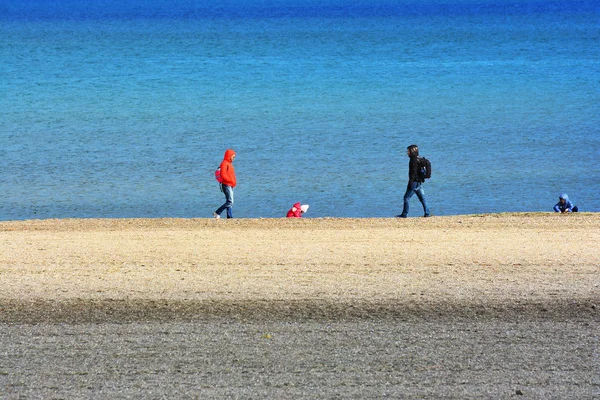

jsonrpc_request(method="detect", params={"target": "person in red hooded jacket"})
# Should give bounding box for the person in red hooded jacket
[214,149,236,219]
[286,202,303,218]
[286,202,309,218]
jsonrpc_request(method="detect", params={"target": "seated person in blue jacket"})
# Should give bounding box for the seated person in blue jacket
[554,193,578,213]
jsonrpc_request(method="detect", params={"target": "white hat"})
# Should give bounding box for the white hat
[300,204,309,213]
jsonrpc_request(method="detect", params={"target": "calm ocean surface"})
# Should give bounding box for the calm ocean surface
[1,1,599,219]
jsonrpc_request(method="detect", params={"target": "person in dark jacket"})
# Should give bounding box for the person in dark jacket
[214,149,236,219]
[397,144,430,218]
[554,193,578,213]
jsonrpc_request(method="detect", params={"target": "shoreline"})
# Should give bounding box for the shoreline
[1,211,598,231]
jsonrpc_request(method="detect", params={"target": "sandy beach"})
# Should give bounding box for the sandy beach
[1,213,599,398]
[1,213,598,321]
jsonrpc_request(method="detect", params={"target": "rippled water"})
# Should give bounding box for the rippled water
[2,1,599,219]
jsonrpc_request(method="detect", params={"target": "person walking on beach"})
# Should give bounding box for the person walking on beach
[214,149,237,219]
[397,144,430,218]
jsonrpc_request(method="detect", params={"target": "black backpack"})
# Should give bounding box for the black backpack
[418,157,432,181]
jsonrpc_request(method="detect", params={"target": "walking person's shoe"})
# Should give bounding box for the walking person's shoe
[213,212,220,220]
[395,214,407,218]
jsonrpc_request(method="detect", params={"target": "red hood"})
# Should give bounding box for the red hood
[223,149,236,162]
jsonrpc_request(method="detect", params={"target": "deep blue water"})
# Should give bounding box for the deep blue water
[1,1,599,219]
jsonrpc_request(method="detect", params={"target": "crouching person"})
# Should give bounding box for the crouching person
[286,202,309,218]
[554,193,578,213]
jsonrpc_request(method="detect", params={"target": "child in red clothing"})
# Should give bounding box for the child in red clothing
[286,202,309,218]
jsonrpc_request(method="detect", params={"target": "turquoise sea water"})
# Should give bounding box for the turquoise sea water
[1,1,599,219]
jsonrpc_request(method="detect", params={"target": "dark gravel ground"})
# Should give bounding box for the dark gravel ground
[1,301,598,399]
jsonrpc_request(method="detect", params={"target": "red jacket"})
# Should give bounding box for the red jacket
[219,149,236,187]
[286,202,302,218]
